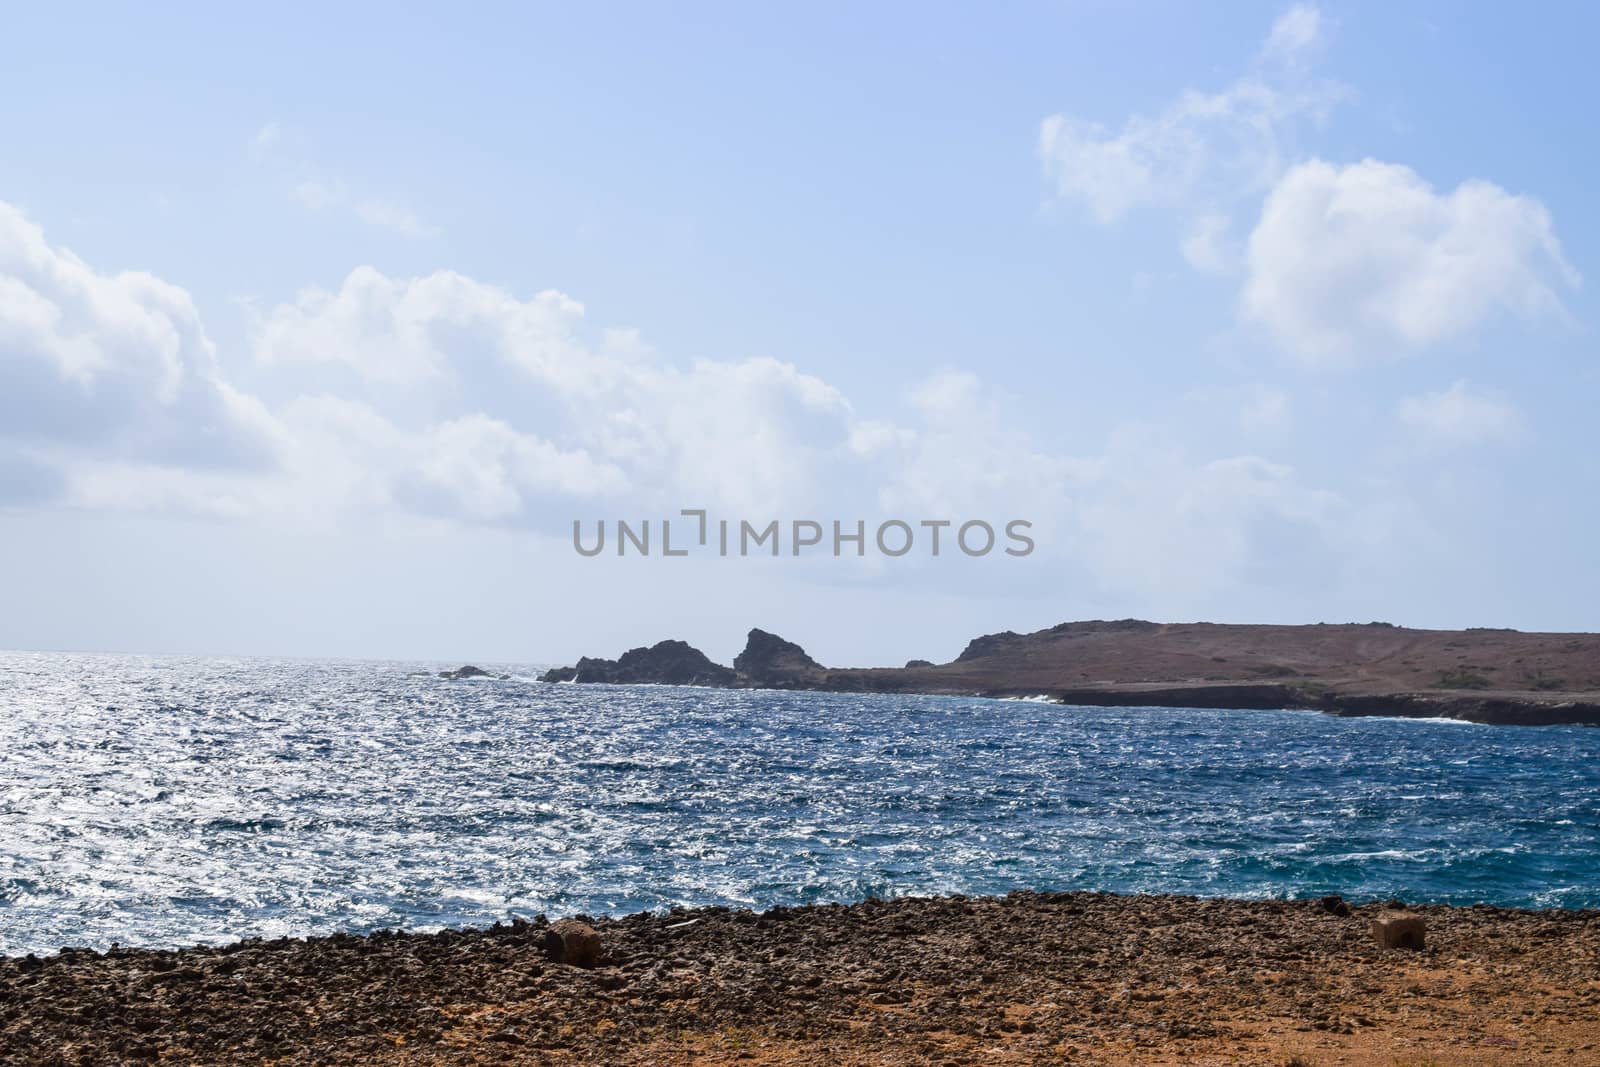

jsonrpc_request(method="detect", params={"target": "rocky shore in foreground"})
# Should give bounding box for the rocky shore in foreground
[538,620,1600,726]
[5,892,1599,1065]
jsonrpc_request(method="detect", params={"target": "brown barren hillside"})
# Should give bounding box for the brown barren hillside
[835,620,1600,696]
[542,621,1600,726]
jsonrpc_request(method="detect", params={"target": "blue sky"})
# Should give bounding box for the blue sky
[1,2,1596,664]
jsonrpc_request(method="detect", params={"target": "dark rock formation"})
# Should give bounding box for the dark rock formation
[955,630,1024,662]
[958,620,1159,662]
[1321,692,1600,727]
[905,659,934,669]
[439,665,494,680]
[537,640,735,687]
[733,628,823,688]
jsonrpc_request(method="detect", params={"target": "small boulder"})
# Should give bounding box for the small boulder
[1370,910,1425,950]
[544,919,602,967]
[1320,894,1352,917]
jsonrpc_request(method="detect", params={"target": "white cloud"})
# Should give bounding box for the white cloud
[614,356,852,515]
[1261,4,1324,65]
[1038,6,1340,224]
[251,267,593,387]
[352,199,440,239]
[1398,380,1524,448]
[0,201,279,470]
[865,372,1091,520]
[405,414,629,518]
[253,122,440,238]
[1,198,1376,608]
[249,265,856,516]
[1242,158,1579,364]
[246,280,1365,598]
[1038,11,1576,365]
[291,179,343,211]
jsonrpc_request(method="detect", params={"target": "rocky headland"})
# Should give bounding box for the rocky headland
[538,639,737,687]
[538,620,1600,726]
[4,892,1597,1065]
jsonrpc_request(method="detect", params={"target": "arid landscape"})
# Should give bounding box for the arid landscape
[5,892,1598,1065]
[540,620,1600,726]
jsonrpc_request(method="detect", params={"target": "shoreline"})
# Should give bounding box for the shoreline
[6,891,1599,1065]
[557,676,1600,728]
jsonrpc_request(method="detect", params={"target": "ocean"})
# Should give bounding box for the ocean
[1,651,1596,955]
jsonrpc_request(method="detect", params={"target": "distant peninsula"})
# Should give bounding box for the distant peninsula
[538,620,1600,726]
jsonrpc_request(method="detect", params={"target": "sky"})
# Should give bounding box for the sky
[1,1,1596,666]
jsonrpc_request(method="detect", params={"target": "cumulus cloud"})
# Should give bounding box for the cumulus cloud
[611,356,852,515]
[0,201,280,470]
[251,268,594,388]
[1398,380,1524,448]
[247,265,1356,602]
[1035,9,1577,366]
[251,264,856,516]
[1242,159,1579,364]
[295,400,628,521]
[1,198,1368,607]
[1038,5,1340,224]
[858,371,1092,521]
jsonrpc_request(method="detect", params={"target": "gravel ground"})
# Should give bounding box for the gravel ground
[4,892,1599,1065]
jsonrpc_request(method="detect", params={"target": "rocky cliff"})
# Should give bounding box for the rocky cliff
[540,628,825,690]
[732,628,824,688]
[538,640,736,687]
[537,619,1600,726]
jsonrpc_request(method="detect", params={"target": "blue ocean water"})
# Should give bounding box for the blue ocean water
[1,651,1596,955]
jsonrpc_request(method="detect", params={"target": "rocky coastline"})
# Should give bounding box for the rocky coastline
[4,891,1597,1065]
[537,620,1600,727]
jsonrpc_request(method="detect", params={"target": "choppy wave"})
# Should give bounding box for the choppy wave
[0,650,1596,954]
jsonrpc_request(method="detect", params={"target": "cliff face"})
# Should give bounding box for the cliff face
[537,620,1600,726]
[733,629,823,688]
[1321,692,1600,727]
